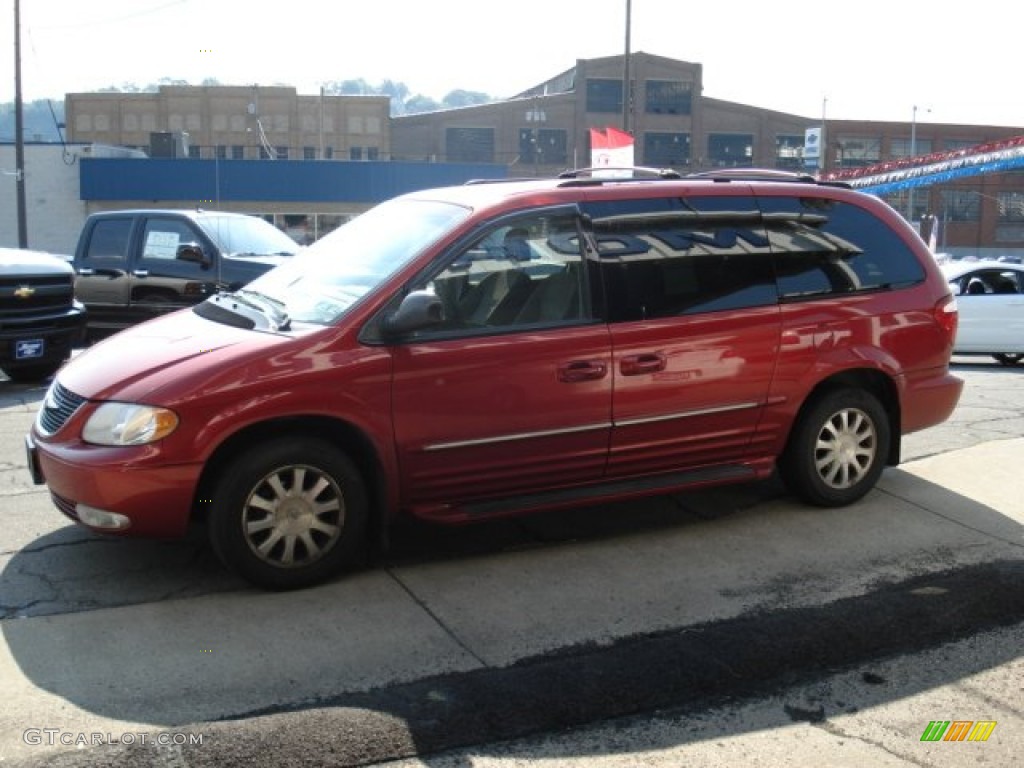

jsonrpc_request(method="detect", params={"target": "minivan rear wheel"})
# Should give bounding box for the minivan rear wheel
[779,388,890,507]
[208,438,368,589]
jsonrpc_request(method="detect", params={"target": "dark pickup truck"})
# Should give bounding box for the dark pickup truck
[73,209,299,337]
[0,247,87,383]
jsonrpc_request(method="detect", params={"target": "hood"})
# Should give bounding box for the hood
[56,308,277,401]
[0,248,74,275]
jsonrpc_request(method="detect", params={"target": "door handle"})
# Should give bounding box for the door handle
[132,269,150,277]
[558,360,608,383]
[620,353,667,376]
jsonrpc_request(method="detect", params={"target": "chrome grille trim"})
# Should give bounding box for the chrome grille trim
[37,381,87,435]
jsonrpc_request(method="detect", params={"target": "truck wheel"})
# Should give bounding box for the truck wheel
[778,388,890,508]
[208,438,368,589]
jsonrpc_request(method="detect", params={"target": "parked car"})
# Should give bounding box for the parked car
[0,247,87,383]
[70,209,299,338]
[27,170,963,589]
[941,260,1024,365]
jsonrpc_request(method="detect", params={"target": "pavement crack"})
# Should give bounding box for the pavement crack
[385,568,489,668]
[876,486,1024,551]
[814,720,940,768]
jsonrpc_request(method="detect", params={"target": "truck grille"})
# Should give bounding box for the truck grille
[0,274,75,315]
[37,381,87,435]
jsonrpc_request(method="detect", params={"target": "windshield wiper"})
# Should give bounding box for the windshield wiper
[222,289,292,331]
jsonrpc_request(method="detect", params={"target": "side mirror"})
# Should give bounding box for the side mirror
[176,243,211,268]
[381,290,444,337]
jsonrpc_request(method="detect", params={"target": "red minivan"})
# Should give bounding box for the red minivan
[26,171,963,589]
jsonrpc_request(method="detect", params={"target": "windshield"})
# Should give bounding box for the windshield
[198,215,300,257]
[239,198,470,325]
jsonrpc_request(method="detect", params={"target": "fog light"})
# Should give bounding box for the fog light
[75,504,131,531]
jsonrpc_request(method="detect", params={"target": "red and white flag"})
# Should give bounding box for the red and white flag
[590,126,634,176]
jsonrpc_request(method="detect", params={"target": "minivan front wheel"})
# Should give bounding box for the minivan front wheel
[780,389,890,507]
[208,438,368,589]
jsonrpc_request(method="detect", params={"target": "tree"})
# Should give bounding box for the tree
[442,90,491,109]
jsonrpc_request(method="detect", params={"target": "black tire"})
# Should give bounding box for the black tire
[2,361,64,383]
[208,438,368,590]
[779,388,890,508]
[993,353,1023,366]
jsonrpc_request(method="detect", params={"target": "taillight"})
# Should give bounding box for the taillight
[934,294,958,338]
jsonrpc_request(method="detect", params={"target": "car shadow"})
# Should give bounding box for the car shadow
[2,467,1022,765]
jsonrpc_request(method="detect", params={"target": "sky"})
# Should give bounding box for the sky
[1,0,1020,128]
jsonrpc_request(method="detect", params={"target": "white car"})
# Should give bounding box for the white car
[941,260,1024,365]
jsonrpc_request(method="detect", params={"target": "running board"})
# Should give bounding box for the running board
[462,465,757,518]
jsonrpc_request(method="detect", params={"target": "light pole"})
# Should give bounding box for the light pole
[13,0,28,247]
[907,105,931,223]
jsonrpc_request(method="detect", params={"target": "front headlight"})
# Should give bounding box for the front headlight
[82,403,179,446]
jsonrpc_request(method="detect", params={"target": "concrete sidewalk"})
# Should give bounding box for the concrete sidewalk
[1,438,1022,766]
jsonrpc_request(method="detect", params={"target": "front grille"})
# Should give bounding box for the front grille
[37,381,87,435]
[0,274,75,315]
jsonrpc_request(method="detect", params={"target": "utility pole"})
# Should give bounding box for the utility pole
[14,0,29,247]
[622,0,631,134]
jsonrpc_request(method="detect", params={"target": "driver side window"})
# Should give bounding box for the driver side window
[427,213,589,333]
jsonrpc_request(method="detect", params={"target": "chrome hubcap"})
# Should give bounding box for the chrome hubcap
[242,465,345,568]
[814,408,877,490]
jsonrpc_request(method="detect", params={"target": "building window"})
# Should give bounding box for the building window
[941,190,980,222]
[775,135,804,169]
[446,127,495,163]
[350,146,363,160]
[518,128,568,165]
[231,145,244,160]
[644,80,691,115]
[325,147,334,159]
[303,146,316,160]
[884,191,930,222]
[998,191,1024,222]
[276,146,289,160]
[643,132,690,167]
[586,78,623,114]
[215,145,227,159]
[707,134,753,168]
[943,138,979,152]
[367,147,379,160]
[187,145,200,159]
[891,136,933,158]
[835,136,881,168]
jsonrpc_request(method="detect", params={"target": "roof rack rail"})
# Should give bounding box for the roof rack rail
[685,168,821,183]
[557,166,684,180]
[557,166,683,181]
[463,177,539,185]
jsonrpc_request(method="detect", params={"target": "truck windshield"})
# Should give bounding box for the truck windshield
[239,198,470,326]
[199,215,300,257]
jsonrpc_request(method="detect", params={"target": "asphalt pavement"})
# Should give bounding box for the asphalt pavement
[0,370,1021,767]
